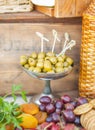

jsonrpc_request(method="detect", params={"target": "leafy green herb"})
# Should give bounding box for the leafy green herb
[0,84,28,130]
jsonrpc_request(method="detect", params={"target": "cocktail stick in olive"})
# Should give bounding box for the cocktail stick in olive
[24,64,30,69]
[44,60,52,72]
[57,56,65,62]
[20,55,28,66]
[33,67,41,73]
[50,57,57,65]
[30,52,38,59]
[36,61,44,69]
[46,52,55,57]
[55,62,64,67]
[61,54,66,60]
[28,58,36,67]
[38,52,46,59]
[55,67,64,73]
[66,57,73,65]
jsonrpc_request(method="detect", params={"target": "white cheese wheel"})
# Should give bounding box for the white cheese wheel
[31,0,55,7]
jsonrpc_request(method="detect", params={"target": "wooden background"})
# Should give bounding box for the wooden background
[52,0,91,17]
[0,0,90,97]
[0,17,82,98]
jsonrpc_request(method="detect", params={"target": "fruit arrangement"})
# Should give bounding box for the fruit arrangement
[20,30,76,74]
[0,84,90,130]
[16,95,88,130]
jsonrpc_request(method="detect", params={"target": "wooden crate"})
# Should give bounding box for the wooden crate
[35,0,92,17]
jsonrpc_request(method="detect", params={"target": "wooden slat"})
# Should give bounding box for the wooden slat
[0,10,82,23]
[54,0,76,18]
[0,22,81,96]
[35,5,54,17]
[75,0,91,16]
[54,0,91,18]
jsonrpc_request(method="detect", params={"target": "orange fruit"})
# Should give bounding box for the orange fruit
[34,111,47,124]
[20,103,39,115]
[19,113,38,129]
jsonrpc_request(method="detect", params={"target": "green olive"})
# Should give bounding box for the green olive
[47,70,55,74]
[38,52,46,59]
[33,67,41,73]
[28,58,36,67]
[63,61,69,67]
[37,58,44,62]
[55,67,64,73]
[30,52,37,59]
[57,56,65,62]
[66,57,73,65]
[20,55,28,66]
[46,52,55,57]
[55,62,63,67]
[50,57,57,65]
[24,64,29,69]
[44,60,52,72]
[63,67,69,72]
[28,66,35,71]
[45,56,50,61]
[36,61,44,69]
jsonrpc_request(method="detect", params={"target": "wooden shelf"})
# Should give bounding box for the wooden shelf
[0,11,82,23]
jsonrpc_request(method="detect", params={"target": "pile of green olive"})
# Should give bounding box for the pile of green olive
[20,52,73,73]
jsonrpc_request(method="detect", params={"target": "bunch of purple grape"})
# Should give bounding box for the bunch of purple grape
[39,95,88,126]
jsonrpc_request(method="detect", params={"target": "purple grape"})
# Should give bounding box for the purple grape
[70,101,77,108]
[74,116,81,126]
[64,103,74,110]
[39,104,46,112]
[55,100,64,109]
[76,97,88,106]
[52,112,60,123]
[46,103,55,114]
[55,108,61,115]
[62,110,75,123]
[61,95,71,104]
[39,96,52,104]
[46,115,53,122]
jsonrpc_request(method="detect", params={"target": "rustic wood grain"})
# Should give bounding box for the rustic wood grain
[54,0,91,18]
[54,0,76,18]
[0,22,82,96]
[35,5,54,17]
[0,10,82,23]
[75,0,91,16]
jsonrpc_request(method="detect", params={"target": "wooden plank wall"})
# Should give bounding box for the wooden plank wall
[0,21,82,98]
[54,0,91,17]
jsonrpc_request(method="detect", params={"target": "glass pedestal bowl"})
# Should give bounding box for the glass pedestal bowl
[23,66,73,104]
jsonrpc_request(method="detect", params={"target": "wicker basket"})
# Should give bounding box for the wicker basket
[0,0,33,13]
[79,0,95,99]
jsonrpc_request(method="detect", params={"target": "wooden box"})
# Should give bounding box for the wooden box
[35,0,91,17]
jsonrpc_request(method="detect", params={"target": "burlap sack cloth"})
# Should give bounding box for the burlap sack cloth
[79,0,95,99]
